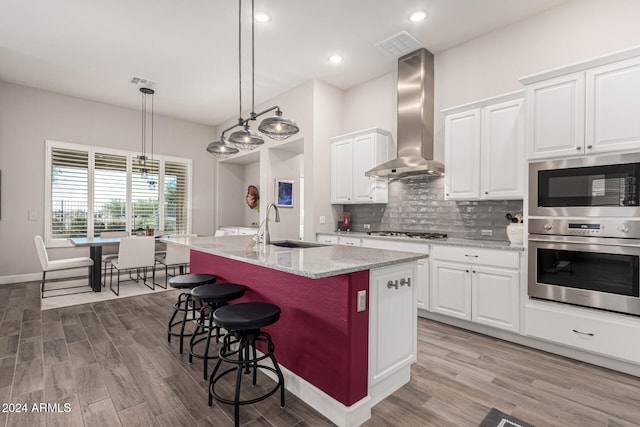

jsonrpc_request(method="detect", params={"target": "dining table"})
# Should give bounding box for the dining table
[69,237,121,291]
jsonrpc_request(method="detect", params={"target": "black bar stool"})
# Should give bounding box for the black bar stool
[189,283,246,380]
[167,273,217,355]
[208,302,285,427]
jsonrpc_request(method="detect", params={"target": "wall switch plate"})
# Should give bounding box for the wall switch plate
[319,216,326,224]
[363,224,370,229]
[357,290,367,312]
[481,229,493,236]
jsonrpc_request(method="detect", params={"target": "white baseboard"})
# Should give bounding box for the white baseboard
[0,268,88,285]
[257,351,372,427]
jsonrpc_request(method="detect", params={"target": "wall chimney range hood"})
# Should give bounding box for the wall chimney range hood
[366,48,444,179]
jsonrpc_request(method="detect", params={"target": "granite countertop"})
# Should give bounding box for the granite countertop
[317,231,525,251]
[163,235,427,279]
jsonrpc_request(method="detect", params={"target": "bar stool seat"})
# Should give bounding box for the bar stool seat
[189,283,246,380]
[208,302,285,427]
[167,273,217,355]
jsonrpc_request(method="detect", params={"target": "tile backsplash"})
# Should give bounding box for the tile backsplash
[343,176,523,241]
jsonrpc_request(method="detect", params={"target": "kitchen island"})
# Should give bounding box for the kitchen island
[163,235,427,427]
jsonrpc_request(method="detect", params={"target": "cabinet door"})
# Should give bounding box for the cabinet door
[482,99,524,199]
[526,73,585,159]
[369,263,416,386]
[338,236,361,246]
[430,260,471,320]
[353,133,377,202]
[316,234,338,244]
[416,259,429,311]
[444,109,481,199]
[471,266,519,332]
[586,56,640,154]
[330,138,353,203]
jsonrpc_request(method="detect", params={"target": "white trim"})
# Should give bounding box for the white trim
[0,268,87,285]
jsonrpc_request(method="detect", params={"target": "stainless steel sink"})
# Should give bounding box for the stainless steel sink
[270,240,329,249]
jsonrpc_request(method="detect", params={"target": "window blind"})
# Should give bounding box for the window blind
[46,141,192,243]
[51,147,89,238]
[94,152,127,236]
[164,161,189,235]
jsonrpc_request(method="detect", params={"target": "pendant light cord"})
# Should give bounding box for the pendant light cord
[141,91,146,166]
[238,0,242,120]
[150,91,154,165]
[251,0,255,115]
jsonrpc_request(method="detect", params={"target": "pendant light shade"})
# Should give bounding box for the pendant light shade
[228,125,264,150]
[206,140,239,159]
[206,0,300,158]
[258,111,300,141]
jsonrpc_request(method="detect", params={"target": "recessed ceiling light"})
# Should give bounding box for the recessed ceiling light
[255,11,271,23]
[328,55,343,64]
[409,10,428,23]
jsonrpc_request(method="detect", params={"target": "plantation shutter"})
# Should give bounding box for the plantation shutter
[50,147,89,238]
[131,158,159,232]
[164,161,190,235]
[94,152,127,236]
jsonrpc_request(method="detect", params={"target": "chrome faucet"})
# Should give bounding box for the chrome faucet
[256,202,280,245]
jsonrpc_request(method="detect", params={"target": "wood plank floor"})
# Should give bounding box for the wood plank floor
[1,280,640,426]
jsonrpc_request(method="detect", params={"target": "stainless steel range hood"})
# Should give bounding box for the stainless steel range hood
[366,48,444,179]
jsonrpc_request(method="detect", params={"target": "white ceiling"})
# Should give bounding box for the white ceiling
[0,0,568,126]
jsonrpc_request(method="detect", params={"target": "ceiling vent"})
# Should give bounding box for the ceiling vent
[376,31,424,58]
[129,76,156,87]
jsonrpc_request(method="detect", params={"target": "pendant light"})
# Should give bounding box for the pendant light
[207,0,300,158]
[138,87,155,180]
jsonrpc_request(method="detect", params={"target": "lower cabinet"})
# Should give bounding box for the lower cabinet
[526,301,640,363]
[369,262,417,391]
[316,234,339,244]
[430,245,520,333]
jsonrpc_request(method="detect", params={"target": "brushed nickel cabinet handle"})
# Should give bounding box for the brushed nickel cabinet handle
[400,277,411,287]
[576,146,582,150]
[387,280,398,289]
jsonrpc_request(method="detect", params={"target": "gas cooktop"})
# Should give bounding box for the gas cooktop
[366,231,447,240]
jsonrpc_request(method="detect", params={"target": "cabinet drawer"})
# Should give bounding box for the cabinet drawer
[317,234,339,244]
[526,303,640,363]
[339,236,362,246]
[431,245,519,269]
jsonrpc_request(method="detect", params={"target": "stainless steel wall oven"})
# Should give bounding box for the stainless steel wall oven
[528,218,640,316]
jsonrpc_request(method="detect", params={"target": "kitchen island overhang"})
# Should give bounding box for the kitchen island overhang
[164,235,425,427]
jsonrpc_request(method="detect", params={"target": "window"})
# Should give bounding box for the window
[46,140,192,245]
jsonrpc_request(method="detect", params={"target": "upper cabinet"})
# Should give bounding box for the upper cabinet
[330,128,393,204]
[521,47,640,160]
[443,91,524,201]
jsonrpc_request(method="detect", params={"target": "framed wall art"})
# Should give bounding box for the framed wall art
[275,179,293,208]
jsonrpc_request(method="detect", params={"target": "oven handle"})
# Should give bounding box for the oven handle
[528,236,640,248]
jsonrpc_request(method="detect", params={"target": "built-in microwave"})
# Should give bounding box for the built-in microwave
[529,153,640,217]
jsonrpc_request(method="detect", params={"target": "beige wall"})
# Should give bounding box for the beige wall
[0,82,215,280]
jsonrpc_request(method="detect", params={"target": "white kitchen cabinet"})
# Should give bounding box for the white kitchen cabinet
[430,245,520,333]
[316,234,339,244]
[522,48,640,159]
[219,226,257,236]
[443,92,524,200]
[525,73,585,159]
[431,260,471,320]
[330,128,393,204]
[369,262,416,389]
[586,56,640,154]
[526,300,640,364]
[338,236,362,246]
[360,237,430,311]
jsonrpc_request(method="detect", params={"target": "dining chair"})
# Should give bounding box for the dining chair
[109,236,156,296]
[33,235,94,299]
[156,235,198,287]
[99,231,129,286]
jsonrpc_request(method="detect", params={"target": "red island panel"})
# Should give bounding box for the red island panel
[190,250,370,406]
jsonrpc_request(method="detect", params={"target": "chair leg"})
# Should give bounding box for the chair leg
[41,271,46,298]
